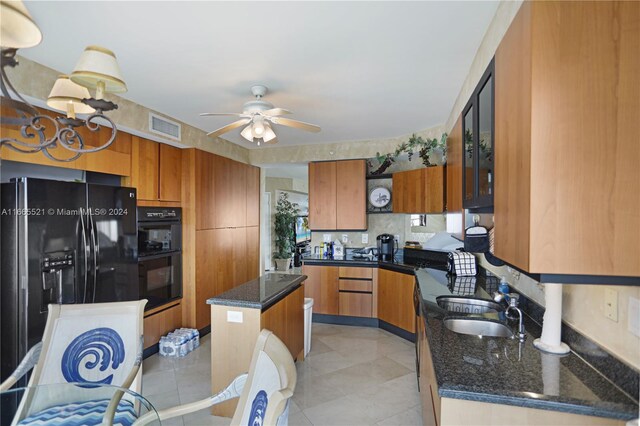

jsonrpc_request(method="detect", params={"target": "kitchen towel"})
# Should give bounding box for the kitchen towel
[448,250,477,276]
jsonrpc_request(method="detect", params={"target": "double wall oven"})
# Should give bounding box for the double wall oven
[138,207,182,310]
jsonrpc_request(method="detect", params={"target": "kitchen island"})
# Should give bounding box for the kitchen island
[206,273,306,417]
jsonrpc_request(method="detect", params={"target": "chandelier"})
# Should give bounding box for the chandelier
[0,1,127,162]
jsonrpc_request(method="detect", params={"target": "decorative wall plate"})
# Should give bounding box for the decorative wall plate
[369,187,391,208]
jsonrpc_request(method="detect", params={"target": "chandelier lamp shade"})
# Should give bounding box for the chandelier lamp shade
[0,0,42,49]
[46,75,96,119]
[70,45,127,99]
[0,0,127,161]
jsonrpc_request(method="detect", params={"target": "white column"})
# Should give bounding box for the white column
[533,282,570,355]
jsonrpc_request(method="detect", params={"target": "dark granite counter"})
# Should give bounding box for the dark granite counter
[206,273,307,311]
[415,268,638,420]
[302,253,418,274]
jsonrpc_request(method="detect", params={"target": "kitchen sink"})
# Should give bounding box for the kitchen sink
[444,318,514,338]
[436,296,504,314]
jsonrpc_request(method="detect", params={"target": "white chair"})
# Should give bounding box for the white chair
[134,328,297,426]
[0,300,147,425]
[2,300,297,426]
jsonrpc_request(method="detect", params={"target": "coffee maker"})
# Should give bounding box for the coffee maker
[376,233,397,262]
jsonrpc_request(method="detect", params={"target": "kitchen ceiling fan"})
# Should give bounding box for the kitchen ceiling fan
[200,85,320,145]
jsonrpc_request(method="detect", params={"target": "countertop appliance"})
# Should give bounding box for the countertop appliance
[1,178,138,388]
[377,233,397,262]
[137,207,182,311]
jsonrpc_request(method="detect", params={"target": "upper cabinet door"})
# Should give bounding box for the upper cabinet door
[462,106,474,206]
[195,151,216,230]
[462,58,495,211]
[336,159,366,230]
[214,156,246,228]
[246,165,260,227]
[308,161,337,230]
[159,144,182,202]
[132,136,160,201]
[476,72,494,205]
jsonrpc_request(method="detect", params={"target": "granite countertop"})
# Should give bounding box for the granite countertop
[415,268,638,420]
[206,273,307,311]
[302,253,418,274]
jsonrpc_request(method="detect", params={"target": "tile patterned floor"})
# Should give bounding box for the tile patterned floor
[142,323,423,425]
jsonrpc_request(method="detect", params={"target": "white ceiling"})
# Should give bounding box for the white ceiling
[21,1,498,148]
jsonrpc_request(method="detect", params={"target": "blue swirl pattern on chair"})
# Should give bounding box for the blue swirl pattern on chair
[248,390,268,426]
[61,328,125,386]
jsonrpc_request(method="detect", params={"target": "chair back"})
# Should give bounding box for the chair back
[16,300,146,420]
[231,329,297,426]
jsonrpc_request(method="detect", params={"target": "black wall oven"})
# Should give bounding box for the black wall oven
[138,207,182,310]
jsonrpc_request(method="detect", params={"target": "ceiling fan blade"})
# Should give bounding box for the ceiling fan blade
[270,117,321,133]
[207,118,252,137]
[261,108,292,116]
[200,112,250,117]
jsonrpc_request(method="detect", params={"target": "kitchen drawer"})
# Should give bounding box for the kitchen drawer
[339,279,373,292]
[338,266,373,279]
[339,292,373,318]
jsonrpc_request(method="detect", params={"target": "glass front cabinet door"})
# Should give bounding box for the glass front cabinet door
[462,58,494,211]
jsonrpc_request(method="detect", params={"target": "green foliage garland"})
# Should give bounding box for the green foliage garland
[369,133,448,175]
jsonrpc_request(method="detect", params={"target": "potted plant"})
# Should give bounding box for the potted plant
[273,192,299,271]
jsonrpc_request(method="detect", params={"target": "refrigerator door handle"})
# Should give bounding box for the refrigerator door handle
[89,210,99,303]
[79,210,89,303]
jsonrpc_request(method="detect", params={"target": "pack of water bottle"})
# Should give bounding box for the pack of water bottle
[159,328,200,358]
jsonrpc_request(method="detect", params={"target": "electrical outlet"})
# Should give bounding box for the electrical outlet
[629,297,640,337]
[361,233,368,244]
[394,234,400,243]
[342,234,348,244]
[604,288,618,322]
[323,234,332,243]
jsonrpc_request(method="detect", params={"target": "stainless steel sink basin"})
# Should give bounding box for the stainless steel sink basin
[436,296,504,314]
[444,318,514,338]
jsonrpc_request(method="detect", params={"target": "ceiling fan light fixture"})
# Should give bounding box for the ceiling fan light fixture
[262,122,276,143]
[251,119,265,138]
[240,124,254,142]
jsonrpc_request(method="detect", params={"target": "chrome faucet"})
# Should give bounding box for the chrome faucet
[506,295,526,343]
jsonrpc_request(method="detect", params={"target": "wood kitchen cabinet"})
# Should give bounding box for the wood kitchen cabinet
[246,165,260,227]
[0,105,132,176]
[338,266,375,318]
[143,301,183,350]
[392,166,445,214]
[308,161,337,230]
[126,136,182,203]
[377,269,416,333]
[302,265,339,315]
[194,226,260,330]
[184,149,261,330]
[309,159,366,230]
[494,1,640,277]
[195,152,259,230]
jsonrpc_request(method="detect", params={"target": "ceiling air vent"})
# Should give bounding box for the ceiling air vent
[149,113,181,141]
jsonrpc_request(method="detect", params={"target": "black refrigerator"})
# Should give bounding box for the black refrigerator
[0,177,139,387]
